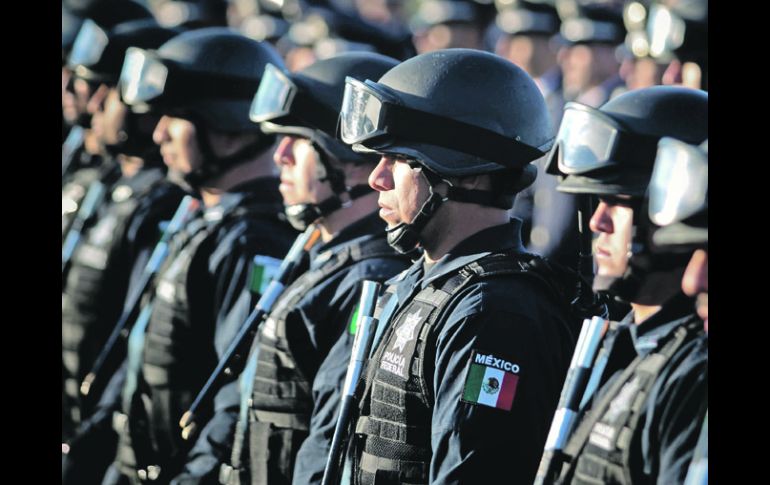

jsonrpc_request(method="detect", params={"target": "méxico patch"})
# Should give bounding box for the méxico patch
[461,350,520,411]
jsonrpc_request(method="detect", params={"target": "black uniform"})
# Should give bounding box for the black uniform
[557,294,708,484]
[110,177,296,484]
[213,212,410,485]
[62,168,188,483]
[350,220,578,485]
[62,166,187,437]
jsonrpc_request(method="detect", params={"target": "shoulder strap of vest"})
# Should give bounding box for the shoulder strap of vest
[557,318,702,483]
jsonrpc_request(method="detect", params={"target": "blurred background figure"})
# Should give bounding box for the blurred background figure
[410,0,496,53]
[555,0,626,106]
[646,0,707,90]
[226,0,292,46]
[616,0,667,91]
[150,0,229,28]
[282,2,416,70]
[493,0,563,123]
[63,4,86,144]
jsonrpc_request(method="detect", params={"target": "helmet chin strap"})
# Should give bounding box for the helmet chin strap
[285,185,373,231]
[284,141,374,231]
[386,166,515,254]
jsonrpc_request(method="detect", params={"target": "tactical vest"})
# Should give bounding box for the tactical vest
[557,317,702,485]
[115,197,285,483]
[352,252,568,485]
[231,237,399,485]
[62,169,168,426]
[61,159,119,238]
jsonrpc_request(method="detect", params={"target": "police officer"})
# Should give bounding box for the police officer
[209,52,412,485]
[647,138,708,484]
[543,85,708,483]
[410,0,493,53]
[338,48,581,484]
[500,0,580,270]
[102,28,297,484]
[62,0,155,234]
[617,2,668,91]
[554,0,626,106]
[62,18,186,452]
[645,0,707,90]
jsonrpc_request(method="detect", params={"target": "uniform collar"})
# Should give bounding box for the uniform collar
[626,292,698,356]
[394,218,527,303]
[204,176,283,222]
[309,211,388,268]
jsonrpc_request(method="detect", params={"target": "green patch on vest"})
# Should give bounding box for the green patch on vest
[349,304,360,335]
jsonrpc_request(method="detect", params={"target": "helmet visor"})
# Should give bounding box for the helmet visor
[68,19,109,69]
[547,102,660,177]
[119,47,169,105]
[649,137,708,226]
[550,103,620,174]
[249,63,297,123]
[340,77,387,145]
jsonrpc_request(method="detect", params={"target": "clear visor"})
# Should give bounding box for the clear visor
[340,77,385,145]
[119,47,169,106]
[649,137,708,226]
[647,4,686,58]
[554,105,619,174]
[68,19,108,68]
[249,63,296,123]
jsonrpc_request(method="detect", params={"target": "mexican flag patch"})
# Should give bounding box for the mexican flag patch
[462,350,520,411]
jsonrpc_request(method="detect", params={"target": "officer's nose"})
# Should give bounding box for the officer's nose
[369,156,395,192]
[681,249,708,297]
[589,201,614,234]
[153,116,172,146]
[273,136,296,168]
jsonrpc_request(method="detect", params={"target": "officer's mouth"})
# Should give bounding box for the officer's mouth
[595,246,612,260]
[378,203,395,220]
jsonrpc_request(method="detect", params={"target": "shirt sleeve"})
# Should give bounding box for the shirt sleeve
[429,283,573,485]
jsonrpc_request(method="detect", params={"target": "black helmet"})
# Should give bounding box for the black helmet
[68,18,182,85]
[341,48,552,177]
[649,138,707,249]
[119,28,286,185]
[339,48,553,252]
[549,85,707,197]
[548,85,707,304]
[250,52,399,230]
[495,0,561,37]
[120,27,284,133]
[67,18,182,162]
